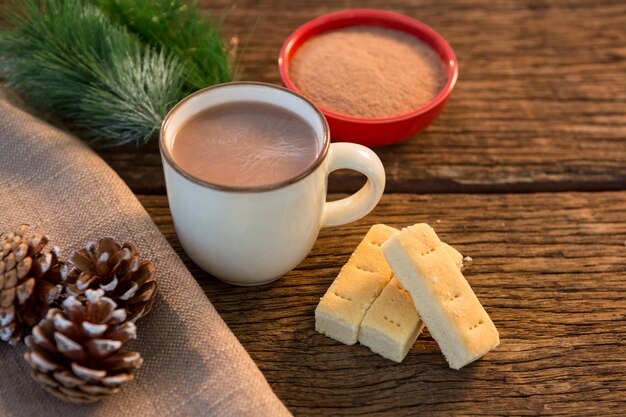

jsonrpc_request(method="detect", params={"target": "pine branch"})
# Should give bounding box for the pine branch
[94,0,233,93]
[0,0,185,146]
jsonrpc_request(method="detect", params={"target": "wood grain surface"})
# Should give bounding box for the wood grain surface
[100,0,626,194]
[1,0,624,414]
[91,0,626,415]
[139,192,626,416]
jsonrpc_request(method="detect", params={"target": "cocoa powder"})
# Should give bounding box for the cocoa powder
[290,26,447,118]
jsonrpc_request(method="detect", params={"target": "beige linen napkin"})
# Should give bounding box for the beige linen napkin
[0,91,292,416]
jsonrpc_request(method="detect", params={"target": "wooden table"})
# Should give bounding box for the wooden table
[100,1,626,415]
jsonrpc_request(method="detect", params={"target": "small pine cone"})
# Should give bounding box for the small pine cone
[0,225,66,345]
[65,238,157,322]
[24,289,142,404]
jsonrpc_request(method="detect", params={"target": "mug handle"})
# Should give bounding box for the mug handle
[321,143,386,228]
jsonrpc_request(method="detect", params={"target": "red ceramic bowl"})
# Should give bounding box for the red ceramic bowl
[279,9,458,147]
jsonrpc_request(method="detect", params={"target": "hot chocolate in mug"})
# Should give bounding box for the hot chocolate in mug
[160,82,385,285]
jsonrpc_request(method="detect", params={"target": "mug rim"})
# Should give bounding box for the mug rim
[159,81,331,193]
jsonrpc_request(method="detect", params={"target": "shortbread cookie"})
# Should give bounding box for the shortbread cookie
[382,224,499,369]
[315,224,398,345]
[357,276,425,362]
[358,248,462,363]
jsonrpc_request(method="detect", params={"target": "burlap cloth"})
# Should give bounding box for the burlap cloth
[0,90,292,416]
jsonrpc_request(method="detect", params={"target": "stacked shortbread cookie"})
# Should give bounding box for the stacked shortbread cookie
[316,224,397,345]
[315,224,499,369]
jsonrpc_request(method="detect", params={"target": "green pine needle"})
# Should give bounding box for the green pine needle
[0,0,185,146]
[0,0,233,146]
[94,0,233,93]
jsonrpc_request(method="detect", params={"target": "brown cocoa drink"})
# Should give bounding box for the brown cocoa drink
[171,101,319,188]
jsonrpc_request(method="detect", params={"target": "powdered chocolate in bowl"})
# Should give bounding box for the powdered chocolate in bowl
[279,9,459,146]
[289,26,447,119]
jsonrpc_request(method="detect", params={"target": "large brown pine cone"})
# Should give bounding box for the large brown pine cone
[24,289,142,404]
[0,226,66,345]
[65,238,157,322]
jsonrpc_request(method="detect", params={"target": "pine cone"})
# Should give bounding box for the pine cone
[0,225,66,345]
[24,289,142,404]
[65,238,157,322]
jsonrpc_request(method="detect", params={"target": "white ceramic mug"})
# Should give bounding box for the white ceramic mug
[160,82,385,286]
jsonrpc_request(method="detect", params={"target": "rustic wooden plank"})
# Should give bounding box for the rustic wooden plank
[99,0,626,194]
[139,192,626,416]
